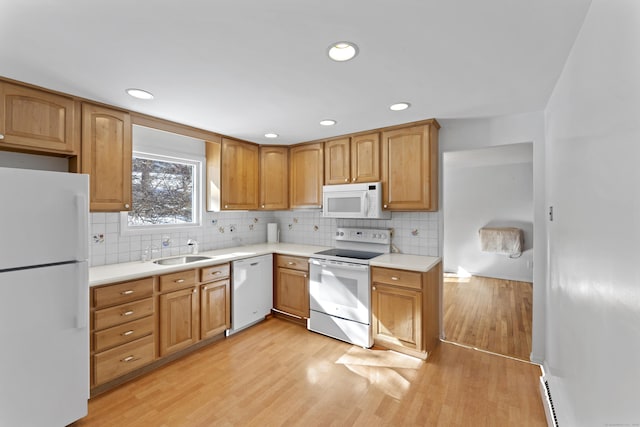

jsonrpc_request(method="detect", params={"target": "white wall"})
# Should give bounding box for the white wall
[443,146,533,282]
[544,0,640,424]
[439,113,546,361]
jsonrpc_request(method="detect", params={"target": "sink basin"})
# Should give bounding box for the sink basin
[153,255,211,265]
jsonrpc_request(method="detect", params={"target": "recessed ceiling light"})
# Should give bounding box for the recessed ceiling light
[264,133,279,138]
[390,102,411,111]
[126,88,154,100]
[327,41,359,62]
[320,119,337,126]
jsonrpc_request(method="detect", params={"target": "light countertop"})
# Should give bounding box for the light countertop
[90,243,441,286]
[370,253,441,272]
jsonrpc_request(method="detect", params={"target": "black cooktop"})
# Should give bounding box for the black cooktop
[314,248,382,260]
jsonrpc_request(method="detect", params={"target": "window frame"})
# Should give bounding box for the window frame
[120,150,204,236]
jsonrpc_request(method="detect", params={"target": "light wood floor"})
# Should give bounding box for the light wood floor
[74,318,545,426]
[443,274,533,361]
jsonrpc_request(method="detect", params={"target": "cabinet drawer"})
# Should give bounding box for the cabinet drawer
[276,255,308,272]
[94,297,154,330]
[159,269,198,293]
[200,263,230,282]
[94,335,155,385]
[94,315,154,352]
[93,277,154,308]
[372,267,422,290]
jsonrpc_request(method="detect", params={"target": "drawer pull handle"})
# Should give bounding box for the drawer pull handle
[211,271,221,275]
[391,276,399,281]
[122,310,134,316]
[288,262,295,265]
[121,355,137,363]
[175,279,185,283]
[121,290,134,295]
[122,330,134,336]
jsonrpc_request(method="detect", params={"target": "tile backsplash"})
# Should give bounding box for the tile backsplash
[90,210,440,267]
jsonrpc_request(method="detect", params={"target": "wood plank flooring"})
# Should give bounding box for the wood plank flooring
[443,274,533,361]
[74,318,546,426]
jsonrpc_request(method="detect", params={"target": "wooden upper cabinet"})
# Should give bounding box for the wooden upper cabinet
[324,137,351,184]
[207,138,259,211]
[259,146,288,210]
[289,142,324,208]
[381,123,439,211]
[81,103,132,212]
[324,133,380,185]
[0,82,78,155]
[351,132,380,183]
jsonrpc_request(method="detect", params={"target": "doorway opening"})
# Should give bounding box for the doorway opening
[442,143,534,361]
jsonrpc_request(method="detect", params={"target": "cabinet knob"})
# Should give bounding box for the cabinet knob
[193,288,197,293]
[344,178,348,182]
[383,204,388,209]
[203,286,207,291]
[304,274,308,278]
[288,261,295,265]
[124,203,130,209]
[262,204,265,208]
[225,205,228,209]
[0,134,4,140]
[352,178,356,182]
[391,276,399,281]
[373,286,376,290]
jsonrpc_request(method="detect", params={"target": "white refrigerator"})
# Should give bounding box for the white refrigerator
[0,167,89,427]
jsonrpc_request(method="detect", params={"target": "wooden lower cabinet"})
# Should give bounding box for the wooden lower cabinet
[90,277,155,389]
[200,278,231,339]
[91,263,232,395]
[371,263,441,359]
[274,255,309,319]
[159,285,199,356]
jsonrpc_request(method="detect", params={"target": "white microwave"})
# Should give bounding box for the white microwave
[322,182,391,219]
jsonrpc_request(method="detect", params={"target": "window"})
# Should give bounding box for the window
[126,152,201,229]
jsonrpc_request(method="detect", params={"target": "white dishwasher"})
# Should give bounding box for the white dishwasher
[228,254,273,335]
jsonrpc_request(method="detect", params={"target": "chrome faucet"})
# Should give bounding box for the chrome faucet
[187,239,199,254]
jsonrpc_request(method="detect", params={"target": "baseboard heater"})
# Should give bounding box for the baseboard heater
[539,376,559,426]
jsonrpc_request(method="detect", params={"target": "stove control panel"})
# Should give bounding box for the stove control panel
[335,227,391,244]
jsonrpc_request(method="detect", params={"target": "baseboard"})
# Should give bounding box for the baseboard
[539,375,559,427]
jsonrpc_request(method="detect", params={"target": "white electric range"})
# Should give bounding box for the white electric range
[308,227,391,347]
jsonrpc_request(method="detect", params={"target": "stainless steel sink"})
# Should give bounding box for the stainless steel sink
[153,255,211,265]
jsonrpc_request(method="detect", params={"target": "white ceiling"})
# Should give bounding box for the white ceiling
[0,0,591,145]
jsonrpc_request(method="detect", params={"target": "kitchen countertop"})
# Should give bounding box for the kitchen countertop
[370,253,441,273]
[89,243,442,286]
[89,243,331,286]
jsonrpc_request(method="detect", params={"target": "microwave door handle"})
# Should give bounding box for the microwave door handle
[363,192,369,216]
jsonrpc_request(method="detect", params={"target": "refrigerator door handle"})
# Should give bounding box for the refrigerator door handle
[75,262,88,330]
[75,193,88,261]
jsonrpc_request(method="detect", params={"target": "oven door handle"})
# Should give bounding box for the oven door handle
[310,258,369,272]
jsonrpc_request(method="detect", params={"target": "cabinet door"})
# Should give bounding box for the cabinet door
[275,267,309,318]
[372,283,423,351]
[259,146,288,210]
[221,138,259,210]
[0,82,77,154]
[351,132,380,183]
[159,287,199,356]
[324,137,351,184]
[381,124,438,211]
[289,142,323,208]
[81,103,132,212]
[200,279,230,339]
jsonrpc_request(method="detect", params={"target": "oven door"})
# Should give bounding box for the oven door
[309,258,370,324]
